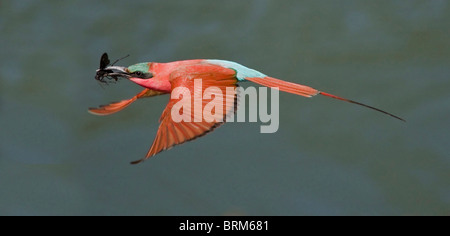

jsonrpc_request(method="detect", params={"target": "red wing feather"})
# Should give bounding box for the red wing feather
[89,88,166,115]
[131,64,238,164]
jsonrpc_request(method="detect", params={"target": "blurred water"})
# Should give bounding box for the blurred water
[0,0,449,215]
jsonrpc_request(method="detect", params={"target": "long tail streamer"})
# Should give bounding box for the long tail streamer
[319,92,405,122]
[246,76,405,122]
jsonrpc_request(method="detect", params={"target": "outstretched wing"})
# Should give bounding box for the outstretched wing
[131,63,238,164]
[88,88,166,115]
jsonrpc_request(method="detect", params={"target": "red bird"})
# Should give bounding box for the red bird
[90,53,404,164]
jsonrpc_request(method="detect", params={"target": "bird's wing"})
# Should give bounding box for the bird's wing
[88,88,166,115]
[131,63,238,164]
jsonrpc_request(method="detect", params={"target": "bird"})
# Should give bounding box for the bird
[89,53,404,164]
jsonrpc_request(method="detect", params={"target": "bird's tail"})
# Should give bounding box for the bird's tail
[245,76,319,97]
[246,76,405,121]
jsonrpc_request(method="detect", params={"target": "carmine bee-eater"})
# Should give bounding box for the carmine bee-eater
[89,53,404,164]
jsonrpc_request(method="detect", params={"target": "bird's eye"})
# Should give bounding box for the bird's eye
[131,70,153,79]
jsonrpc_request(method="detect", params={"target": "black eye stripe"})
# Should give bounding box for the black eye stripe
[132,71,153,79]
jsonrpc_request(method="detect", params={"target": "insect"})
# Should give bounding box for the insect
[95,53,129,84]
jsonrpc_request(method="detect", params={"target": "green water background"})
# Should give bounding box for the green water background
[1,1,449,215]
